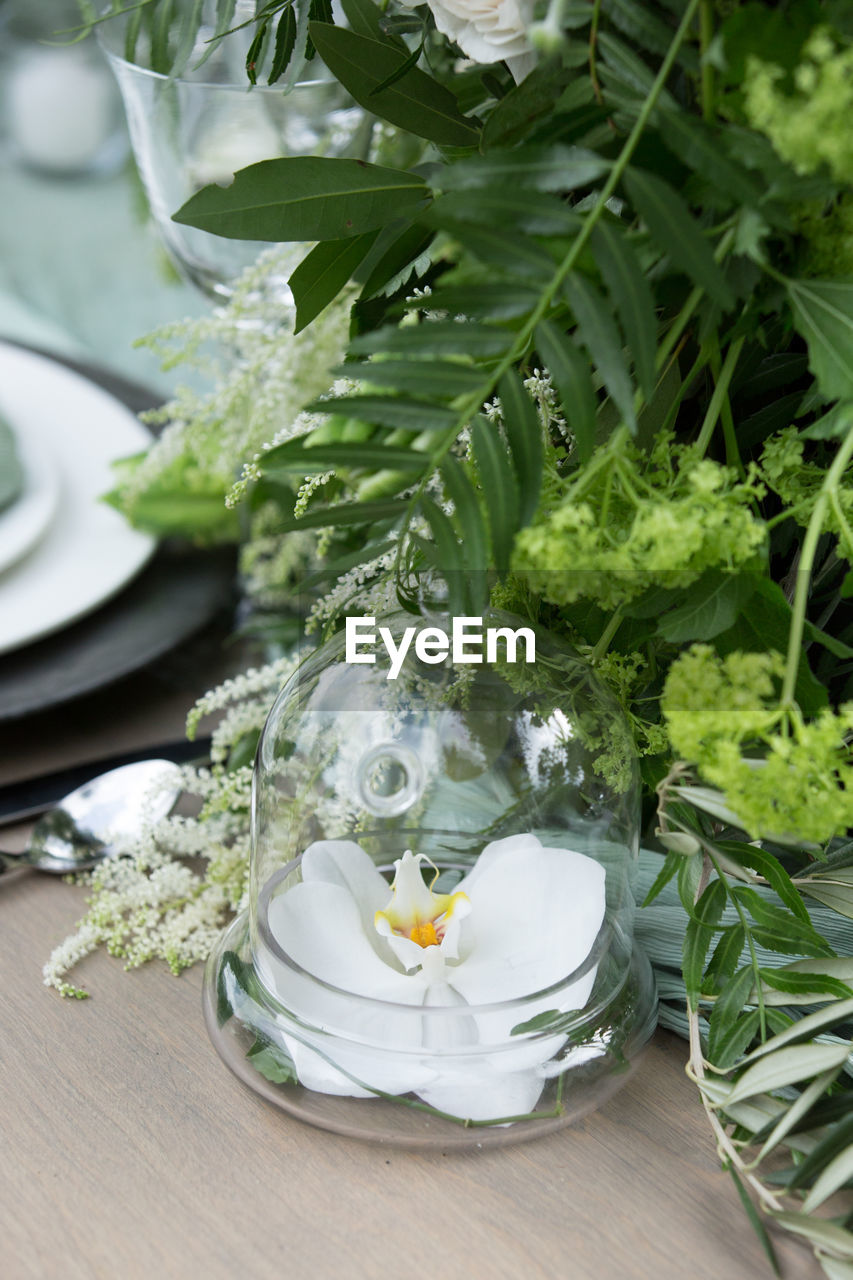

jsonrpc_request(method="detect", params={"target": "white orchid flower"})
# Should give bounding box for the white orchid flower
[259,833,606,1122]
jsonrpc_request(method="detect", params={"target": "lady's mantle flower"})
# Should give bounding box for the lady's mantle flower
[399,0,536,83]
[261,834,606,1121]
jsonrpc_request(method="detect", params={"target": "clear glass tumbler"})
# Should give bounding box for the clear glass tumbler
[97,5,367,301]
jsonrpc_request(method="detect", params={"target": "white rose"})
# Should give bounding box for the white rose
[399,0,537,82]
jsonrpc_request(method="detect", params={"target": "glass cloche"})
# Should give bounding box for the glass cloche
[204,611,657,1146]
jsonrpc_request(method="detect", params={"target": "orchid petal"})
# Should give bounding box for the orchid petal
[416,1063,546,1122]
[300,840,390,929]
[450,835,606,1006]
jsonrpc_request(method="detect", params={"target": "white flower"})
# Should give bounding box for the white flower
[399,0,537,83]
[258,833,607,1121]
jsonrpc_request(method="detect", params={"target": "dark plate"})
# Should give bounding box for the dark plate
[0,345,235,722]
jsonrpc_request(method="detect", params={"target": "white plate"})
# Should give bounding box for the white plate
[0,342,155,656]
[0,424,60,575]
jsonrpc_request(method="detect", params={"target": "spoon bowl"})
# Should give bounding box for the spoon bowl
[0,759,183,875]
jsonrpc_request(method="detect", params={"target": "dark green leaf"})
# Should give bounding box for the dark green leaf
[439,144,610,193]
[439,455,489,579]
[305,395,457,433]
[499,370,543,526]
[591,219,657,399]
[358,222,434,300]
[308,24,480,146]
[683,877,727,1007]
[350,322,509,359]
[472,415,519,574]
[427,189,579,237]
[717,842,811,925]
[333,358,484,398]
[422,282,538,320]
[732,887,834,957]
[269,4,297,83]
[707,967,757,1065]
[787,1113,853,1193]
[787,280,853,401]
[247,1038,297,1084]
[641,850,681,906]
[624,168,735,310]
[725,1163,781,1277]
[174,157,429,242]
[535,320,597,462]
[602,0,683,56]
[657,110,761,207]
[420,494,464,575]
[657,572,753,643]
[704,924,746,991]
[340,0,407,45]
[564,274,637,433]
[290,231,379,333]
[263,438,429,474]
[482,58,573,149]
[436,220,556,282]
[759,968,852,1000]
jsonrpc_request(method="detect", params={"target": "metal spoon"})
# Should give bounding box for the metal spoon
[0,759,183,875]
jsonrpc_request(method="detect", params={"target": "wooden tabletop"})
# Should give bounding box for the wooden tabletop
[0,654,812,1280]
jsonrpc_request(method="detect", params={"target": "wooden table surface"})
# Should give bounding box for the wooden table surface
[0,652,813,1280]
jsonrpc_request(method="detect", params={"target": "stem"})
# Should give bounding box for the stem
[589,0,604,105]
[782,423,853,706]
[708,335,744,475]
[592,608,624,662]
[699,0,715,123]
[695,336,745,455]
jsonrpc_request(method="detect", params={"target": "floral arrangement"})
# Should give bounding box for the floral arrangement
[65,0,853,1270]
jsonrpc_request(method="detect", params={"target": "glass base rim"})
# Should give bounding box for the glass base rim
[203,911,659,1149]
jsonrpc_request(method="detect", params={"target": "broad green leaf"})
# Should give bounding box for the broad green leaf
[602,0,685,56]
[710,1008,762,1069]
[308,24,480,146]
[787,280,853,401]
[482,58,573,149]
[174,157,429,242]
[340,0,407,45]
[657,571,753,643]
[757,968,852,1003]
[472,416,519,574]
[800,879,853,921]
[274,497,408,532]
[535,320,597,462]
[624,168,735,310]
[439,144,610,193]
[499,371,543,527]
[439,455,488,576]
[304,395,457,434]
[591,219,657,398]
[334,358,485,399]
[350,322,509,359]
[565,274,637,433]
[428,189,579,237]
[290,231,379,333]
[722,1043,852,1108]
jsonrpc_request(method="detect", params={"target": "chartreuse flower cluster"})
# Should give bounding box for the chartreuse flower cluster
[761,427,853,554]
[743,27,853,183]
[662,645,853,842]
[513,431,766,609]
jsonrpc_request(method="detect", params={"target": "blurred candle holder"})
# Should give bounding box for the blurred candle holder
[2,1,126,178]
[97,4,368,303]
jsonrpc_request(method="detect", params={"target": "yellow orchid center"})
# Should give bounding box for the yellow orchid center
[375,850,469,954]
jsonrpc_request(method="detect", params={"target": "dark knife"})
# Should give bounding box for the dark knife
[0,736,212,827]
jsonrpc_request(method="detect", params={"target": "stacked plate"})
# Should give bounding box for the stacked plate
[0,341,234,722]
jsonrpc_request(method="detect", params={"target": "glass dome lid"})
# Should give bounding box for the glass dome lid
[204,610,657,1146]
